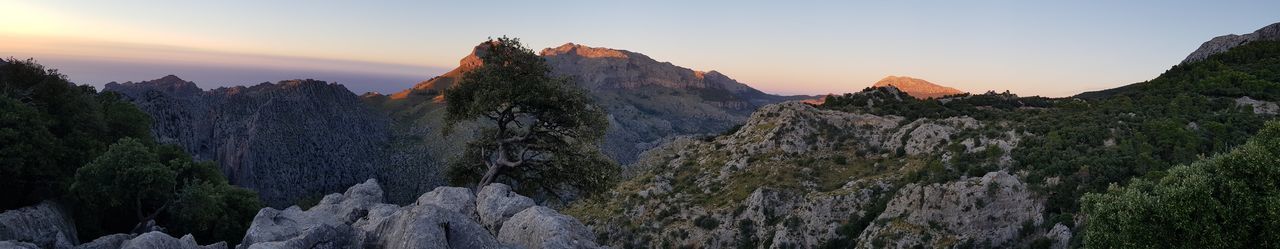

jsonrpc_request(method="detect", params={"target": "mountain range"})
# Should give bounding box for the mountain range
[30,20,1273,248]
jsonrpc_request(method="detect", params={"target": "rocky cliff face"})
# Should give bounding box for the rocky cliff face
[1183,22,1280,64]
[104,77,395,208]
[872,76,965,99]
[567,88,1060,248]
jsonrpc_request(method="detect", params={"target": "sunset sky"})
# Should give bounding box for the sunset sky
[1,1,1277,96]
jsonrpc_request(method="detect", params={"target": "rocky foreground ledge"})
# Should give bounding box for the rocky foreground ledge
[0,180,602,249]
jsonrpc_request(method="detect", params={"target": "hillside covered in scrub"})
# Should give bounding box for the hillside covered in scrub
[566,40,1280,248]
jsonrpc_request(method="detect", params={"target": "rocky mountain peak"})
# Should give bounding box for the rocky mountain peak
[871,75,964,99]
[1183,21,1280,64]
[104,74,202,98]
[541,43,630,59]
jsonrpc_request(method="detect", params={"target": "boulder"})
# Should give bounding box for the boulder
[498,206,600,249]
[476,184,535,233]
[237,179,600,249]
[73,234,133,249]
[0,241,40,249]
[413,187,476,217]
[360,204,500,249]
[0,201,77,249]
[118,232,225,249]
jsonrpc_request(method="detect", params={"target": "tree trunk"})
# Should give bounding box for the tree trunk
[478,163,502,189]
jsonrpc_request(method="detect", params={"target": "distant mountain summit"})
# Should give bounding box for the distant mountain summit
[104,74,202,97]
[375,41,810,164]
[871,76,964,99]
[1183,21,1280,64]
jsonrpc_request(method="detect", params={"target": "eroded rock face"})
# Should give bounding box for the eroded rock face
[1183,22,1280,64]
[103,77,397,207]
[0,201,76,249]
[236,179,601,249]
[856,171,1045,248]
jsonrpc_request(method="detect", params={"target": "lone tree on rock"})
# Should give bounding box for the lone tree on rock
[444,37,617,200]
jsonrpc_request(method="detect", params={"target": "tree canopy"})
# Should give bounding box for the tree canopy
[443,37,617,200]
[1082,120,1280,248]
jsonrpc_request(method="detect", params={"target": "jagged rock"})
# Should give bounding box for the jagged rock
[476,184,535,234]
[73,234,133,249]
[118,232,225,249]
[103,78,396,207]
[1236,96,1279,115]
[1183,22,1280,64]
[857,171,1044,248]
[885,117,981,155]
[498,206,600,249]
[242,224,358,249]
[238,179,386,248]
[0,201,77,249]
[0,241,39,249]
[1045,223,1072,249]
[413,187,476,217]
[360,204,500,249]
[238,179,598,249]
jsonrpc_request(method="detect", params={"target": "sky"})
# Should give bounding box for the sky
[0,1,1277,97]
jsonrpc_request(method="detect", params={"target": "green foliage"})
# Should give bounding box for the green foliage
[694,215,721,230]
[166,181,261,245]
[443,37,618,199]
[0,59,261,243]
[1082,120,1280,248]
[71,138,177,237]
[0,58,154,210]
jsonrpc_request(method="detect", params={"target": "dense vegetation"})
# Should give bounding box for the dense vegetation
[1082,120,1280,248]
[443,37,618,201]
[821,41,1280,246]
[0,58,260,244]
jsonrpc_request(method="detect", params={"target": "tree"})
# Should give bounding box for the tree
[70,137,177,237]
[1081,120,1280,248]
[443,37,617,199]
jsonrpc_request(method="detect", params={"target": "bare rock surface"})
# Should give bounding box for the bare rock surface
[236,179,600,249]
[1183,22,1280,64]
[0,201,76,249]
[476,184,535,234]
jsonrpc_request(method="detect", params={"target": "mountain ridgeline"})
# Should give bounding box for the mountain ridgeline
[103,77,397,207]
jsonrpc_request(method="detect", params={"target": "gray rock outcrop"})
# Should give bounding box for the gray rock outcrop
[0,201,76,249]
[1183,22,1280,64]
[856,171,1044,248]
[476,184,535,234]
[237,179,601,249]
[118,233,225,249]
[497,206,599,249]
